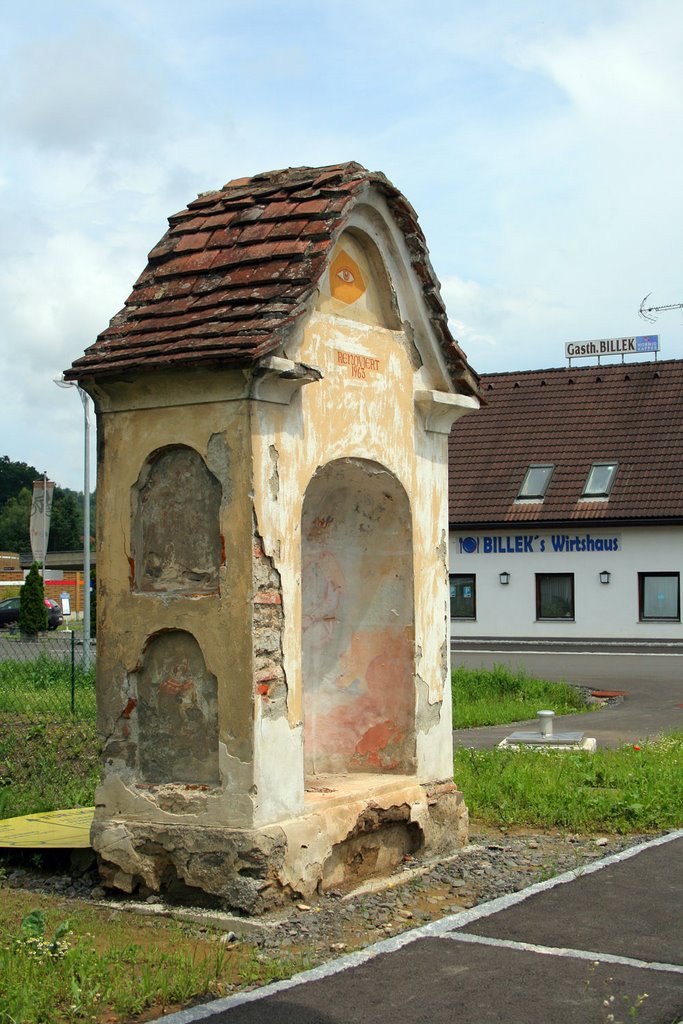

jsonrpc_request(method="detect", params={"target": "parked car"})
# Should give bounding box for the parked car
[44,599,65,629]
[0,596,64,630]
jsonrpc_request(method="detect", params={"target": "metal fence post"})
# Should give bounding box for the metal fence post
[71,629,76,714]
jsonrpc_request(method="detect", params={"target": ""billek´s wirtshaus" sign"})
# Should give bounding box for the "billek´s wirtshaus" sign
[457,533,621,555]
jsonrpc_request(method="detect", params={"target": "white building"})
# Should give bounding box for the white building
[448,360,683,640]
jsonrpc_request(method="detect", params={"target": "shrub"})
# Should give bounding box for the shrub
[18,563,47,635]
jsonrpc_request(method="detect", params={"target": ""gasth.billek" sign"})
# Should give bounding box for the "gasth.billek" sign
[565,336,658,359]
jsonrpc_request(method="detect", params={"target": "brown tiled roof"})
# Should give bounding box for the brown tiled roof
[66,162,478,395]
[449,360,683,526]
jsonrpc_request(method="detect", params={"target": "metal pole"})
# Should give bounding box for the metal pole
[79,387,91,672]
[71,628,76,714]
[53,374,92,671]
[42,471,48,578]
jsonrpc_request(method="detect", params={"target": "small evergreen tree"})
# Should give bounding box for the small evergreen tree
[19,562,48,634]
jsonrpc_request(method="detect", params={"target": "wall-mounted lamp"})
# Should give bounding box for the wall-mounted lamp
[499,571,511,585]
[599,570,611,585]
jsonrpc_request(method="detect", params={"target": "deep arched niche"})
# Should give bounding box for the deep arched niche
[137,630,219,784]
[302,459,416,776]
[132,445,222,593]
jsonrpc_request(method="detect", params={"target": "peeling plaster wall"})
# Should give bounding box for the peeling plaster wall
[91,370,258,828]
[137,630,219,785]
[85,220,471,860]
[251,307,456,787]
[301,458,415,775]
[132,446,222,594]
[84,200,474,902]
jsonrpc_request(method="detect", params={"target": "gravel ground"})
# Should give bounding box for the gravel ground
[2,828,649,961]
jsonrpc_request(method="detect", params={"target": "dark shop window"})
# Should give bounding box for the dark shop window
[536,573,574,620]
[450,574,476,619]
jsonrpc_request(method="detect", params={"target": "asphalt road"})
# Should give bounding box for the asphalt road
[450,640,683,692]
[450,642,683,748]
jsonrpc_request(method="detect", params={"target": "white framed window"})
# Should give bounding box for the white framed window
[638,573,680,621]
[536,573,574,620]
[582,462,618,498]
[517,464,554,501]
[450,574,476,619]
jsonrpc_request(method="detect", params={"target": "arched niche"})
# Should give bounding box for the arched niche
[317,230,400,330]
[132,445,222,594]
[302,458,416,776]
[136,630,219,785]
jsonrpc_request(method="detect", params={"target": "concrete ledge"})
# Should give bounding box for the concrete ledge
[498,737,597,752]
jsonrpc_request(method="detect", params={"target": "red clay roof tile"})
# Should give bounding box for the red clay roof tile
[66,162,478,394]
[449,361,683,526]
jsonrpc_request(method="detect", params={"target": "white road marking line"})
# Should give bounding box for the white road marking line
[452,640,683,648]
[436,828,683,933]
[156,830,683,1023]
[451,649,682,658]
[440,931,683,974]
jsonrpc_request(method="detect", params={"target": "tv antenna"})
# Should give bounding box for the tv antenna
[639,293,683,323]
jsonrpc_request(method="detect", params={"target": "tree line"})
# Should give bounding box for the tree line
[0,455,95,553]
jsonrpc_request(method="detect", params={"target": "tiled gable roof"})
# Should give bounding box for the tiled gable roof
[66,162,477,396]
[449,360,683,526]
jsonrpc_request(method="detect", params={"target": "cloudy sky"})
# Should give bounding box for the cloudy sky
[2,0,681,491]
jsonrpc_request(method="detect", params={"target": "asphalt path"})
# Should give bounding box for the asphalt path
[451,642,683,748]
[158,831,683,1024]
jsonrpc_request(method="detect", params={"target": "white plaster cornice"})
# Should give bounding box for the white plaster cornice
[250,356,323,405]
[414,389,480,434]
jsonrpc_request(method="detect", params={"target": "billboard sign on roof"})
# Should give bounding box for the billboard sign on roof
[565,335,659,359]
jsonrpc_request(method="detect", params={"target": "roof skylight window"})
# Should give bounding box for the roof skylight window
[582,462,618,498]
[517,464,554,501]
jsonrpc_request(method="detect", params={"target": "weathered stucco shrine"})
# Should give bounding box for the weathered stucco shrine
[66,162,480,911]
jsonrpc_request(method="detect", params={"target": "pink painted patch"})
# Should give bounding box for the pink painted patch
[355,720,402,769]
[254,590,282,605]
[158,676,194,696]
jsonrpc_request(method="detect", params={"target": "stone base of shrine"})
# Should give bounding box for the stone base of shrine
[92,774,468,914]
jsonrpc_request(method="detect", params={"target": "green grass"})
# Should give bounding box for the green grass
[0,720,100,819]
[0,654,98,818]
[0,895,314,1024]
[452,663,589,728]
[0,653,96,721]
[454,731,683,833]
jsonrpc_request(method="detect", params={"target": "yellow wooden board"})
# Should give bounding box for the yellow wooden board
[0,807,94,848]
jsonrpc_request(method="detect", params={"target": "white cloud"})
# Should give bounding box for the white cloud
[1,20,169,153]
[1,0,682,489]
[442,274,574,371]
